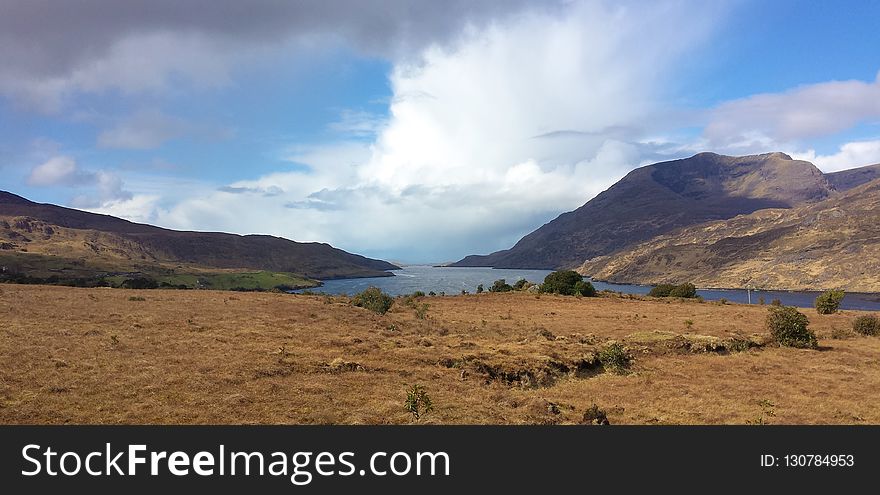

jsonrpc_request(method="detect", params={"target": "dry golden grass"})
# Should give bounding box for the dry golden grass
[1,284,878,425]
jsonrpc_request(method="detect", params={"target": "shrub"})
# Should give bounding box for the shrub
[489,279,513,292]
[475,284,484,294]
[852,315,880,336]
[352,286,394,315]
[598,343,631,374]
[669,282,697,298]
[414,302,429,320]
[404,384,433,420]
[573,280,597,297]
[542,270,584,295]
[649,282,697,298]
[770,298,782,306]
[766,306,817,348]
[412,290,426,298]
[815,289,845,314]
[647,284,675,297]
[121,277,158,289]
[512,279,529,290]
[128,296,146,302]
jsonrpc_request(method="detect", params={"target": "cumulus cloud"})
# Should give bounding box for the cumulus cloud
[148,1,724,261]
[27,155,133,205]
[791,139,880,173]
[26,156,92,186]
[704,73,880,150]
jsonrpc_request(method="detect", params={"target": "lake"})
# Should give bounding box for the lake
[296,265,880,311]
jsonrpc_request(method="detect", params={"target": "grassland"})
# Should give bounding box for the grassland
[1,284,878,424]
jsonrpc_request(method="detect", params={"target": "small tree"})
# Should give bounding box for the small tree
[475,284,484,294]
[649,282,696,298]
[542,270,584,295]
[766,306,817,348]
[573,280,597,297]
[352,286,393,315]
[669,282,697,298]
[648,284,675,297]
[404,384,434,420]
[815,289,845,314]
[489,279,513,292]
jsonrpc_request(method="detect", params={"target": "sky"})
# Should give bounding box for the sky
[2,0,880,263]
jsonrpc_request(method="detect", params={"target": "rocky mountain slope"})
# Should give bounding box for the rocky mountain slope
[579,177,880,292]
[452,152,838,269]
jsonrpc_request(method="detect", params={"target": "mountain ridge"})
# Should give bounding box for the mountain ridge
[578,176,880,292]
[451,151,842,269]
[0,190,399,282]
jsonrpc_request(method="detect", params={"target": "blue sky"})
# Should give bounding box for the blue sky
[2,0,880,263]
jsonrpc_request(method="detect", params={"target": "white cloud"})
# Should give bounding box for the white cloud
[27,155,133,206]
[327,109,388,137]
[27,156,93,187]
[82,194,162,224]
[791,139,880,173]
[704,72,880,149]
[146,1,723,261]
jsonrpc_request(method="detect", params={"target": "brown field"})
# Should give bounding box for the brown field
[1,284,879,425]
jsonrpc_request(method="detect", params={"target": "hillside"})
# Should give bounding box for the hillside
[0,191,399,287]
[580,178,880,292]
[451,152,836,269]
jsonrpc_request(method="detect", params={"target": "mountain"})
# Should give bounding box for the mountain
[579,177,880,292]
[825,162,880,191]
[451,152,836,269]
[0,191,398,286]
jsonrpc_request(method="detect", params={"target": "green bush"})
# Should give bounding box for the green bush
[766,306,817,348]
[404,384,433,421]
[489,279,513,292]
[647,284,675,297]
[669,282,697,298]
[649,282,697,298]
[598,343,631,374]
[852,315,880,336]
[476,284,484,294]
[573,280,597,297]
[815,289,845,314]
[512,279,529,290]
[542,270,584,295]
[352,286,394,315]
[412,290,426,298]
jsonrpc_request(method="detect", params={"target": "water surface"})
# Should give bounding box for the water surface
[297,265,880,311]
